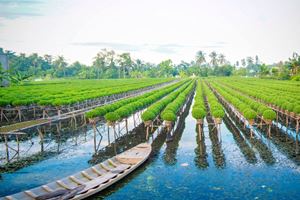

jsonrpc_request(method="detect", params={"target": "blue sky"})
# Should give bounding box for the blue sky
[0,0,300,65]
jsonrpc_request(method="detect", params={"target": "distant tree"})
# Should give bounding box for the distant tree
[209,51,218,67]
[53,56,68,77]
[218,53,226,65]
[196,51,206,66]
[93,51,106,79]
[118,53,132,78]
[241,59,246,67]
[287,52,300,76]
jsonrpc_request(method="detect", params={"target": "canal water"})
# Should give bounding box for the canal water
[0,97,300,199]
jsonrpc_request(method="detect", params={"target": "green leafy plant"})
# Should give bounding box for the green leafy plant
[262,110,276,120]
[192,108,206,119]
[104,112,120,122]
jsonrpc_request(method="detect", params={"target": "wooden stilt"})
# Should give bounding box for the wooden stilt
[37,128,44,152]
[125,119,128,134]
[276,111,278,126]
[268,124,271,138]
[4,135,9,162]
[56,124,61,152]
[18,108,22,122]
[107,126,111,145]
[296,119,299,134]
[16,135,20,158]
[146,126,149,140]
[1,109,9,122]
[33,107,36,119]
[93,124,97,153]
[198,124,202,141]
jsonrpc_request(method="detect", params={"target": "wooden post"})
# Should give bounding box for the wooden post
[16,134,20,158]
[33,107,36,119]
[276,111,279,126]
[4,135,9,162]
[125,119,128,134]
[107,126,111,145]
[1,109,9,122]
[93,124,97,153]
[37,128,44,153]
[57,109,61,119]
[43,109,46,119]
[198,124,202,141]
[296,119,299,134]
[56,124,61,152]
[268,124,271,138]
[18,108,22,122]
[146,126,149,140]
[133,113,136,127]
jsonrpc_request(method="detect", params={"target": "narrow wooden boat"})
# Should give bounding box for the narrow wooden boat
[1,143,152,200]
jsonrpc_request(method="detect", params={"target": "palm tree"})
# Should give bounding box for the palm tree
[118,53,132,78]
[218,53,226,65]
[196,51,206,66]
[209,51,218,67]
[241,59,246,67]
[288,52,300,75]
[93,51,106,79]
[53,56,68,77]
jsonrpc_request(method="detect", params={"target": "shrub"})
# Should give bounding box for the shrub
[262,110,276,120]
[115,107,131,118]
[104,112,120,122]
[141,111,156,121]
[0,99,10,107]
[258,105,268,115]
[192,108,206,119]
[244,109,257,120]
[293,105,300,114]
[212,109,225,118]
[162,112,177,122]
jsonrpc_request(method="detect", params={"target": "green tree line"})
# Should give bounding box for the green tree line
[0,47,299,83]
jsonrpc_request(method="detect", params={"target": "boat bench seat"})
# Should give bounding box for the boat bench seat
[79,172,117,194]
[110,164,131,173]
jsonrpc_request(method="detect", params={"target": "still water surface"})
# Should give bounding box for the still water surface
[0,98,300,199]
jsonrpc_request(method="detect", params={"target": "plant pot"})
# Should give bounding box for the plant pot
[144,120,152,127]
[290,112,296,118]
[196,119,203,125]
[165,121,173,128]
[264,119,272,125]
[89,118,96,124]
[107,121,116,126]
[285,110,290,115]
[214,118,222,124]
[248,119,254,125]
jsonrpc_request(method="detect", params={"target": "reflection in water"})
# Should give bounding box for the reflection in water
[89,123,147,165]
[228,112,276,165]
[0,116,88,172]
[223,115,257,164]
[205,108,226,168]
[194,125,208,169]
[259,125,300,165]
[90,122,168,199]
[163,93,193,165]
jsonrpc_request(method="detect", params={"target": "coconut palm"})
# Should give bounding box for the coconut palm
[218,53,226,65]
[209,51,218,67]
[196,51,206,66]
[53,56,68,77]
